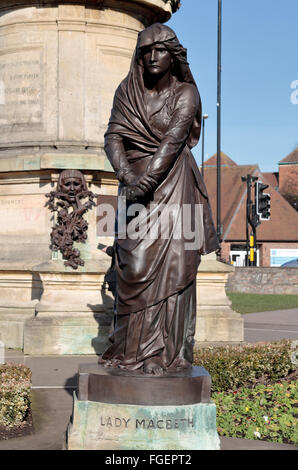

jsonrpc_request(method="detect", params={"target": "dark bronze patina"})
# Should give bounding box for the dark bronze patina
[99,23,218,376]
[46,169,97,269]
[77,363,211,405]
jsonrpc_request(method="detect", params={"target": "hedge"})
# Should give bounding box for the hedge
[0,364,32,428]
[193,340,296,392]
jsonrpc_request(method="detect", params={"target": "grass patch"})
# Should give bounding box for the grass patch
[227,293,298,314]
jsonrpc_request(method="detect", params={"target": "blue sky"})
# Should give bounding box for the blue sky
[167,0,298,173]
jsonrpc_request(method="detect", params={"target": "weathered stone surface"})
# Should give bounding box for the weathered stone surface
[0,1,176,159]
[0,254,245,353]
[226,267,298,295]
[0,268,40,348]
[23,261,114,354]
[0,1,177,267]
[24,313,111,355]
[0,311,27,348]
[32,261,113,311]
[0,261,114,353]
[0,170,117,265]
[66,388,220,450]
[196,253,244,342]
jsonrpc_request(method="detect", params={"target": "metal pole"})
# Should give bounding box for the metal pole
[201,117,205,180]
[217,0,222,248]
[246,176,250,266]
[243,175,259,266]
[252,182,258,266]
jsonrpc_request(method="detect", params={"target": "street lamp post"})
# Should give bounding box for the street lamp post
[217,0,222,253]
[201,114,208,180]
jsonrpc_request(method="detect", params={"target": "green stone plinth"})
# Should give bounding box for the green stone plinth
[65,394,220,450]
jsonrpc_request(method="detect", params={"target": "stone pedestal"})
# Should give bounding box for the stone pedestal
[23,261,114,355]
[0,254,244,353]
[65,365,220,450]
[0,264,41,349]
[0,260,114,353]
[196,253,244,343]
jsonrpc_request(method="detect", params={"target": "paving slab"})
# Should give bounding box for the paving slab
[220,436,296,451]
[4,351,98,388]
[0,389,73,450]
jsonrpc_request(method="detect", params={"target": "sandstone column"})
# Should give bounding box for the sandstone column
[0,0,180,352]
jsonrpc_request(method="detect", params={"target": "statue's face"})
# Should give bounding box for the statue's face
[141,44,173,76]
[60,177,84,202]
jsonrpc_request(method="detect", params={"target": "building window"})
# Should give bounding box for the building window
[230,244,260,267]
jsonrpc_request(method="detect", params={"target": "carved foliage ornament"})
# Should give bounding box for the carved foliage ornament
[164,0,181,13]
[46,170,97,269]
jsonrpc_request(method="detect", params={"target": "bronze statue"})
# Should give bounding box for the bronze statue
[99,23,218,375]
[46,169,97,269]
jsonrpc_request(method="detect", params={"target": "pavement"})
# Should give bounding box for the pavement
[243,308,298,343]
[0,308,297,452]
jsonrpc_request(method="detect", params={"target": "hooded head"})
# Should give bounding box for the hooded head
[105,23,202,150]
[136,23,195,85]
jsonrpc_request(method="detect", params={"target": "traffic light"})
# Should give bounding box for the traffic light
[256,182,271,220]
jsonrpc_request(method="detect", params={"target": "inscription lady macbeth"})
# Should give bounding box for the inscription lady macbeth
[99,415,194,429]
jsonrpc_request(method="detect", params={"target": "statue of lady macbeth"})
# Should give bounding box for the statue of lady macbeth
[99,23,218,375]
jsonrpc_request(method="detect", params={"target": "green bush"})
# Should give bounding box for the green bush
[193,340,295,392]
[0,364,32,428]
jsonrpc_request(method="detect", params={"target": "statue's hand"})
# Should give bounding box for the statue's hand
[116,167,138,186]
[122,170,138,186]
[120,172,157,201]
[123,185,146,201]
[135,174,157,193]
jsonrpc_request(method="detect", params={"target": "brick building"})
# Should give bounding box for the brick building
[277,148,298,210]
[202,153,298,267]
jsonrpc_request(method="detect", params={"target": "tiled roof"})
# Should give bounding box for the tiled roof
[279,148,298,164]
[262,172,279,189]
[203,165,298,242]
[203,152,237,168]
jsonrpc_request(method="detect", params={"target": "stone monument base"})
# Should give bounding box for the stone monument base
[65,364,220,450]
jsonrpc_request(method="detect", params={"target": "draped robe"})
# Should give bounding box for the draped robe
[101,25,218,371]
